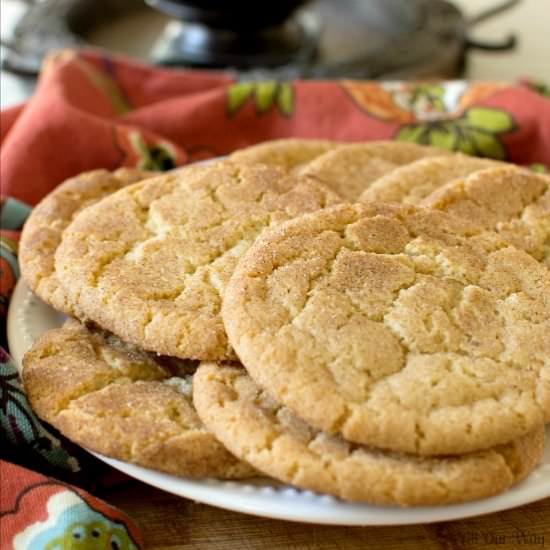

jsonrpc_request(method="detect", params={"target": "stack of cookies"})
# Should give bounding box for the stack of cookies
[20,139,550,506]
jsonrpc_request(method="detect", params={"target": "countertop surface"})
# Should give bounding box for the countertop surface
[105,481,550,549]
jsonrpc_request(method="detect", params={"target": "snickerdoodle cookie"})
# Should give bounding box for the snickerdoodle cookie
[360,154,500,205]
[194,363,544,506]
[229,138,341,173]
[55,161,342,360]
[421,165,550,265]
[299,141,451,200]
[22,320,255,479]
[222,203,550,455]
[19,169,154,314]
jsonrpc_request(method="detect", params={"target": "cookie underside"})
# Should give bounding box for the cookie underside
[193,363,545,506]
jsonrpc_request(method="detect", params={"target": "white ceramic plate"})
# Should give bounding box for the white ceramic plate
[8,279,550,525]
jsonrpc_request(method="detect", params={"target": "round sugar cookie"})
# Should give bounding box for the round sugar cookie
[55,161,342,360]
[421,165,550,265]
[299,141,451,200]
[19,168,155,315]
[222,202,550,455]
[360,154,501,205]
[22,320,255,479]
[229,139,341,173]
[193,363,545,506]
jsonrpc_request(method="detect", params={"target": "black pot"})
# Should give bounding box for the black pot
[145,0,309,30]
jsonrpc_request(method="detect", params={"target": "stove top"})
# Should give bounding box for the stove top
[1,0,519,80]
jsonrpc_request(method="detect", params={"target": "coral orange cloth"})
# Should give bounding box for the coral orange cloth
[0,461,142,550]
[2,50,550,206]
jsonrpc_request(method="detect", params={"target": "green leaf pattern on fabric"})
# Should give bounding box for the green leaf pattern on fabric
[530,163,548,173]
[396,107,515,160]
[227,81,294,117]
[408,84,446,115]
[227,82,254,114]
[429,127,456,150]
[254,81,278,113]
[465,108,513,133]
[525,80,550,98]
[128,132,176,171]
[276,82,294,116]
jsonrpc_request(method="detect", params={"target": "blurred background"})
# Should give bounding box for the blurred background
[1,0,548,108]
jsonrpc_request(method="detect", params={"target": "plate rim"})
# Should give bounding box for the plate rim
[92,450,550,526]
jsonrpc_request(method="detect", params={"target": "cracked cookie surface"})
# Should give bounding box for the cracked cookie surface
[229,139,341,173]
[19,168,154,314]
[360,154,501,205]
[421,165,550,265]
[298,141,451,201]
[222,203,550,455]
[193,363,545,506]
[55,161,342,360]
[22,320,255,479]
